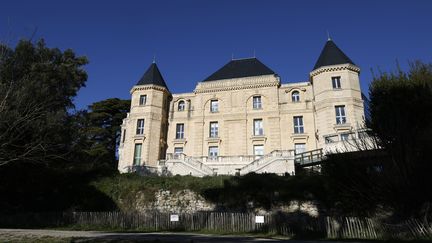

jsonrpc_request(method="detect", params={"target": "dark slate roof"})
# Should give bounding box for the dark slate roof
[203,58,275,82]
[313,40,355,70]
[136,63,168,89]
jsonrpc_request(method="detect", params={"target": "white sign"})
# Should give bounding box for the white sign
[255,215,265,223]
[170,214,179,222]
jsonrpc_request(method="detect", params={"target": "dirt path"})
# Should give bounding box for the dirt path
[0,228,287,242]
[0,229,374,242]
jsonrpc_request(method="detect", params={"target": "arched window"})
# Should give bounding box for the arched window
[178,100,186,111]
[291,91,300,102]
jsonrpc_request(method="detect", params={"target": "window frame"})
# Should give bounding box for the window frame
[178,100,186,111]
[332,76,341,89]
[335,105,347,124]
[209,121,219,138]
[253,145,264,157]
[252,96,262,109]
[139,95,147,106]
[324,135,338,144]
[293,116,304,134]
[174,147,183,154]
[291,91,300,102]
[176,123,185,139]
[122,129,126,143]
[136,119,145,135]
[133,143,142,166]
[208,146,219,158]
[294,143,306,155]
[253,119,264,136]
[210,100,219,113]
[340,133,353,141]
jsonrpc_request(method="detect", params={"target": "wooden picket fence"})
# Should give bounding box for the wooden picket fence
[326,217,432,239]
[68,211,295,234]
[0,211,431,239]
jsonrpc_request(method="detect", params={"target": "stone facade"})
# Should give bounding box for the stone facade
[118,39,367,176]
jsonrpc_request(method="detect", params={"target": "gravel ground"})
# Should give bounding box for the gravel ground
[0,229,288,242]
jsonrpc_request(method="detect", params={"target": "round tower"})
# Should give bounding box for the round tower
[310,39,365,149]
[118,62,171,173]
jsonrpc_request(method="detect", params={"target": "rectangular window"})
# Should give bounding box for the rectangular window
[139,95,147,105]
[254,145,264,158]
[294,143,306,155]
[253,119,264,136]
[332,76,341,89]
[133,143,142,166]
[208,146,219,158]
[335,105,347,124]
[136,119,145,135]
[122,129,126,143]
[209,122,219,138]
[174,147,183,154]
[341,133,353,141]
[293,116,304,134]
[210,100,219,112]
[176,123,184,139]
[324,135,338,144]
[253,96,262,109]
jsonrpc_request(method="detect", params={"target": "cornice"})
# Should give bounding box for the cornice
[310,64,361,77]
[194,75,280,94]
[130,84,170,94]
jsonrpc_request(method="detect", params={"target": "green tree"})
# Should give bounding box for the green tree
[0,39,88,166]
[82,98,130,169]
[369,61,432,215]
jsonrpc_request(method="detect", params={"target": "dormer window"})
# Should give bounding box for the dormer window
[332,76,341,89]
[291,91,300,102]
[139,95,147,105]
[210,100,219,113]
[178,100,186,111]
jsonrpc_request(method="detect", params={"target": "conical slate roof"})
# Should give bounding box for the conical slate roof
[313,40,355,70]
[203,58,275,82]
[136,62,168,88]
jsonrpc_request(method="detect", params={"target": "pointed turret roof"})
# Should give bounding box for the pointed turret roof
[136,62,168,89]
[203,57,275,82]
[313,39,355,70]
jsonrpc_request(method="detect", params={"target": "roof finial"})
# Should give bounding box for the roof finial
[327,30,331,41]
[152,54,156,64]
[231,53,234,60]
[253,49,256,58]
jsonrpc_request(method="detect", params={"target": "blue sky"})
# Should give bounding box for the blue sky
[2,0,431,109]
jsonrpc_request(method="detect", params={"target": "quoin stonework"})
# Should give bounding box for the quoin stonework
[118,39,367,176]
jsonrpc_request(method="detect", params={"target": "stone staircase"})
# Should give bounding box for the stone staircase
[162,150,295,176]
[162,153,214,176]
[239,150,295,175]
